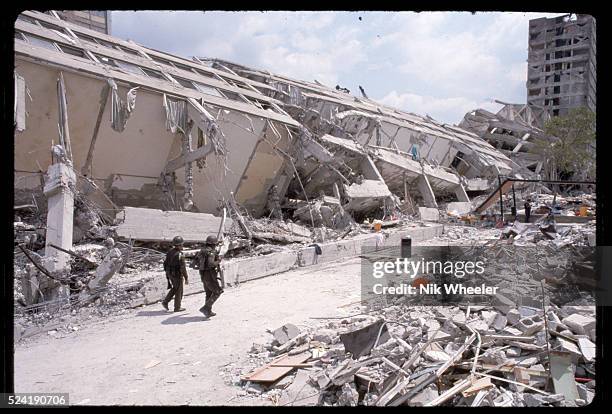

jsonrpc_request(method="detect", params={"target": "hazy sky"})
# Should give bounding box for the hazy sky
[111,11,563,124]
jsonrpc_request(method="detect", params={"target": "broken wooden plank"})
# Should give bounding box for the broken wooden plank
[513,366,531,385]
[426,377,472,406]
[269,363,313,368]
[242,352,310,383]
[461,376,493,398]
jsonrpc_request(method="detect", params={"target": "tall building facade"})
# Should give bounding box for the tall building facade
[54,10,111,34]
[527,14,596,118]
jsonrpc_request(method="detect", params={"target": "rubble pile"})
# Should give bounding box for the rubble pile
[225,301,595,406]
[527,193,596,217]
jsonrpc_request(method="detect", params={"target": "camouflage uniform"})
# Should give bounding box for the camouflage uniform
[194,244,223,316]
[162,246,188,311]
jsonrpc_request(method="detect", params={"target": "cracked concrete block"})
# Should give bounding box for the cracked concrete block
[506,309,521,325]
[517,315,544,335]
[481,310,498,327]
[506,346,521,357]
[492,314,507,331]
[558,337,582,360]
[502,326,523,336]
[578,338,595,362]
[481,349,507,365]
[562,314,596,336]
[272,323,301,346]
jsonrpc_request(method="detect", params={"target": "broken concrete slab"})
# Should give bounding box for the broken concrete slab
[115,206,233,243]
[549,351,579,401]
[278,368,320,406]
[577,337,595,362]
[340,319,390,359]
[418,207,439,222]
[562,314,596,336]
[272,324,301,346]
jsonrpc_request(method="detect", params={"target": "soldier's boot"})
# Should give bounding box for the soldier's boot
[161,302,169,311]
[199,306,211,317]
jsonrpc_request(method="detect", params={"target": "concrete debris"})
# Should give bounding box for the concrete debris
[271,323,301,346]
[225,297,595,406]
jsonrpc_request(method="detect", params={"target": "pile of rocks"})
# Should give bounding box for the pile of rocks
[227,302,595,406]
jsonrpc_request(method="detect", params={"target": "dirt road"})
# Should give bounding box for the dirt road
[14,257,363,405]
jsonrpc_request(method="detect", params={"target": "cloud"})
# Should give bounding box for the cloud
[111,11,563,123]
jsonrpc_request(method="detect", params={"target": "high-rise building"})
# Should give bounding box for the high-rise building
[527,14,596,118]
[54,10,111,34]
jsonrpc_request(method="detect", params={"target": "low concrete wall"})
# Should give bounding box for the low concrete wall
[298,225,444,267]
[223,250,299,285]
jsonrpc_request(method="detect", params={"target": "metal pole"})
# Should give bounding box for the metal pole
[498,175,504,225]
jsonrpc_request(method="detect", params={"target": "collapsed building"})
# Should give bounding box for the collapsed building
[14,10,516,242]
[459,101,555,180]
[199,58,516,221]
[14,11,593,310]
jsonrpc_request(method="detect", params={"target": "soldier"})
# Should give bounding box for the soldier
[162,236,188,312]
[193,235,223,318]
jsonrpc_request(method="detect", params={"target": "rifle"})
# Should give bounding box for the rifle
[216,207,227,289]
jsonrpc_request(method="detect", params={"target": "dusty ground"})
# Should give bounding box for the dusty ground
[14,257,365,406]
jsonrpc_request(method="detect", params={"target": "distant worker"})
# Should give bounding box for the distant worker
[267,185,283,220]
[359,85,369,99]
[162,236,188,312]
[524,198,532,223]
[410,145,419,161]
[194,235,223,318]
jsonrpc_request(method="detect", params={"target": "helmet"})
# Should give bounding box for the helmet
[104,237,115,248]
[172,236,184,246]
[205,235,218,245]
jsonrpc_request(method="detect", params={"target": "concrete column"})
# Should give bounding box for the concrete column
[454,183,470,202]
[417,174,438,208]
[43,162,76,274]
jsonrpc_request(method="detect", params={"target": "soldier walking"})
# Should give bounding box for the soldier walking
[162,236,188,312]
[193,235,223,317]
